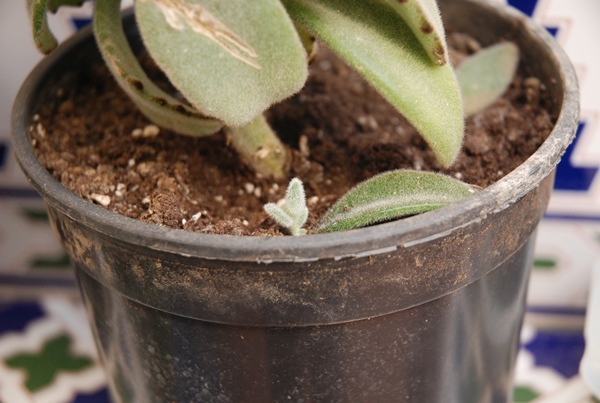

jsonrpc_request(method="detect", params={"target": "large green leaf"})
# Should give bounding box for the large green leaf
[94,0,222,136]
[283,0,464,167]
[318,170,476,233]
[135,0,309,127]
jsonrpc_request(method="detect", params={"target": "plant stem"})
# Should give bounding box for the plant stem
[225,115,289,180]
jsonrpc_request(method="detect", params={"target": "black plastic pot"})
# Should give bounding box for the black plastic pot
[12,0,578,402]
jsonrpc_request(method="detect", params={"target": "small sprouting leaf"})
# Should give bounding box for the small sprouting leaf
[27,0,58,54]
[94,0,222,136]
[135,0,309,127]
[383,0,448,66]
[318,170,476,233]
[283,0,464,167]
[264,178,309,236]
[264,203,295,231]
[456,42,519,116]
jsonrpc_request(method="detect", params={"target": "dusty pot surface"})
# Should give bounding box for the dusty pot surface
[12,0,578,402]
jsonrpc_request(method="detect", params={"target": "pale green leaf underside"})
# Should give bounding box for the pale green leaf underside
[383,0,448,66]
[457,42,520,116]
[135,0,308,127]
[94,0,222,136]
[283,0,464,167]
[28,0,58,54]
[318,170,476,233]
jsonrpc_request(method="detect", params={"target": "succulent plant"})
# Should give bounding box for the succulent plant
[264,178,309,236]
[28,0,519,234]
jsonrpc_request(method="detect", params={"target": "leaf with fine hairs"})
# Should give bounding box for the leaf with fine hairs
[135,0,308,127]
[27,0,57,54]
[318,170,476,233]
[383,0,448,66]
[282,0,464,167]
[94,0,223,136]
[264,178,309,235]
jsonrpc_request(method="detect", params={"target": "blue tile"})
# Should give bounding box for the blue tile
[507,0,559,37]
[507,0,539,17]
[545,26,560,37]
[524,329,585,378]
[0,302,45,336]
[73,387,111,403]
[554,122,598,192]
[71,18,92,31]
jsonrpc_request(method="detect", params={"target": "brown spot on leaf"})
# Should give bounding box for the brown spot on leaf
[128,79,144,91]
[433,39,447,66]
[154,97,168,106]
[420,20,433,35]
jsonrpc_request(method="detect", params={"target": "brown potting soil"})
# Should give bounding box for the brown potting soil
[31,33,555,236]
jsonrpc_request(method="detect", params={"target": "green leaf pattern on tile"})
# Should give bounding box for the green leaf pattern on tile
[6,335,92,392]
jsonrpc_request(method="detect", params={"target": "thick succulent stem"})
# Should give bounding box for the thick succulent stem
[225,115,289,180]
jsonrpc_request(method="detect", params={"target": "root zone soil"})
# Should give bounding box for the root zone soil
[31,34,555,236]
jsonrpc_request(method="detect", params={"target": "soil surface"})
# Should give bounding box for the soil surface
[31,33,555,236]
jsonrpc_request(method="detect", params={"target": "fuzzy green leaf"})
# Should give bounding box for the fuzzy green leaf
[27,0,58,54]
[94,0,222,136]
[135,0,308,127]
[264,178,308,235]
[264,203,296,231]
[281,178,309,225]
[282,0,464,167]
[457,42,519,116]
[318,170,476,233]
[383,0,448,66]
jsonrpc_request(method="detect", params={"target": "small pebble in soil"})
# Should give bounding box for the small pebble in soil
[91,193,111,207]
[244,182,255,194]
